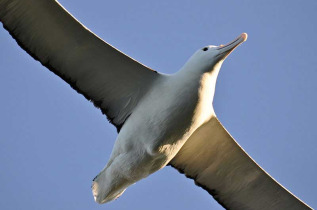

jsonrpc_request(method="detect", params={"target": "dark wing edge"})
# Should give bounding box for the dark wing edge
[0,0,159,132]
[169,116,312,210]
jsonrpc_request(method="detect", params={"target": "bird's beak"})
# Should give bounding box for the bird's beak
[216,33,247,60]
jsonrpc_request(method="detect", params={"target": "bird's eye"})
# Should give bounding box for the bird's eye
[202,47,208,51]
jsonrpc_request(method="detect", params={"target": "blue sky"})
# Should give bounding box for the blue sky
[0,0,316,209]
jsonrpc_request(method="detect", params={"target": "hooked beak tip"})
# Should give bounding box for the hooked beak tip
[241,33,248,42]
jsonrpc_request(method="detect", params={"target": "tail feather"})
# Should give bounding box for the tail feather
[91,171,128,204]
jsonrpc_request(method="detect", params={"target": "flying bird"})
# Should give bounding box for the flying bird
[0,0,312,209]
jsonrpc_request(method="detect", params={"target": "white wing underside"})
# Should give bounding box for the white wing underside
[0,0,160,131]
[169,116,311,210]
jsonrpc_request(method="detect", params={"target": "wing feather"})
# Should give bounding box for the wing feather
[169,116,311,210]
[0,0,159,131]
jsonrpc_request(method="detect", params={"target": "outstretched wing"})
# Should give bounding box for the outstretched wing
[169,116,311,210]
[0,0,159,132]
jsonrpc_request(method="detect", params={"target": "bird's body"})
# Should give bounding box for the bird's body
[93,50,219,203]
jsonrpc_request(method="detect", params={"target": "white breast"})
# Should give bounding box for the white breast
[194,72,217,125]
[118,72,216,158]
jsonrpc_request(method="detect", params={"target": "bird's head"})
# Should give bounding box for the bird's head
[181,33,247,76]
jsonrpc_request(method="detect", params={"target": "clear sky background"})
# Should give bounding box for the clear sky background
[0,0,316,209]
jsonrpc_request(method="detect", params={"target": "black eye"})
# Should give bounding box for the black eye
[202,47,208,51]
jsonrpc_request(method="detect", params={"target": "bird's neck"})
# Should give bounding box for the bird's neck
[176,59,223,79]
[171,64,220,125]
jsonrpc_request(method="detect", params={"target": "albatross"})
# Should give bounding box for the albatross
[0,0,312,209]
